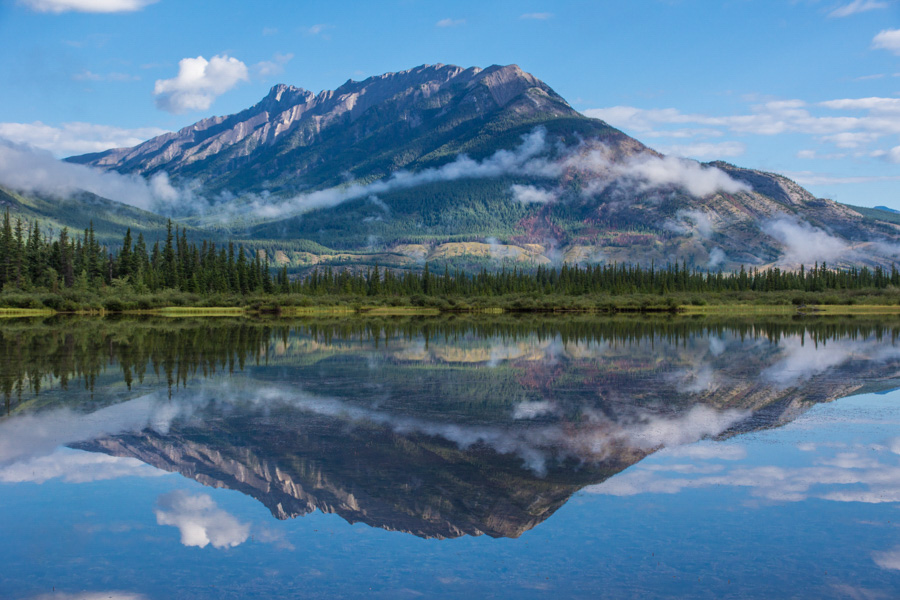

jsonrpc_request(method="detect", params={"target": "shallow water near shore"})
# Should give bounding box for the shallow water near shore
[1,315,900,599]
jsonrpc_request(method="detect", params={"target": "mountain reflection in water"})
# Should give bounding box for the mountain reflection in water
[1,316,898,540]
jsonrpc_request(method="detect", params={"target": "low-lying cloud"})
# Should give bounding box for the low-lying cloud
[249,128,750,221]
[762,215,850,266]
[0,140,192,212]
[511,184,557,204]
[0,447,165,484]
[0,121,167,157]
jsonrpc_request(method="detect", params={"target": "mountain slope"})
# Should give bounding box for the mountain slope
[0,185,174,244]
[65,63,900,270]
[71,64,641,195]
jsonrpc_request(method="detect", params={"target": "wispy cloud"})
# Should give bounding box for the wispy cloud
[656,141,746,159]
[26,593,149,600]
[585,95,900,169]
[436,18,466,27]
[253,52,294,79]
[510,184,557,204]
[783,170,900,185]
[154,54,249,114]
[0,448,165,483]
[246,128,748,221]
[828,0,889,17]
[520,12,553,20]
[73,70,140,82]
[762,216,850,267]
[18,0,157,13]
[0,140,192,211]
[872,28,900,55]
[0,121,166,156]
[304,24,332,38]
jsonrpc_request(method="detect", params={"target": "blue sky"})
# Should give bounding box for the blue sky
[0,0,898,207]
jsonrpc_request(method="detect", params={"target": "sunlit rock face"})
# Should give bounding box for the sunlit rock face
[3,318,899,539]
[69,64,590,193]
[60,63,900,271]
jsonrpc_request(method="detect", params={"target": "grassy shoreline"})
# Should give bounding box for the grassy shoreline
[5,303,900,318]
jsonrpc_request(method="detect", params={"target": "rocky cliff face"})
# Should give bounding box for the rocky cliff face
[69,64,594,193]
[62,63,900,269]
[76,412,620,540]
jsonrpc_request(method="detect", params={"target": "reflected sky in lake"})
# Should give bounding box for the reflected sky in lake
[1,316,900,599]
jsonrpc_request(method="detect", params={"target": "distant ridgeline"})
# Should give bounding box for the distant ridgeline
[0,212,899,309]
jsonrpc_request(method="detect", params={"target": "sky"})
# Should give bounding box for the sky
[0,0,898,208]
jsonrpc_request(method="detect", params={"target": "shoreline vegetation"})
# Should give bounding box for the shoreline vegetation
[4,302,900,319]
[1,216,899,316]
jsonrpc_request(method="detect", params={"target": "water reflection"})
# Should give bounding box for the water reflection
[2,316,900,541]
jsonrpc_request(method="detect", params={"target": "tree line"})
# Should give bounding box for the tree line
[1,212,899,299]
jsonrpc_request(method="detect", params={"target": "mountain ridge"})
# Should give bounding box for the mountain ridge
[46,63,900,270]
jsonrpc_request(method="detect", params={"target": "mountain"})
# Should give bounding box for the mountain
[70,64,639,195]
[65,320,899,540]
[0,184,174,244]
[6,317,899,539]
[63,63,900,271]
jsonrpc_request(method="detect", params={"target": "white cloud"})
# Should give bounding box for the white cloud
[762,216,850,267]
[641,128,725,139]
[783,170,900,185]
[828,0,889,17]
[436,18,465,27]
[0,140,191,211]
[0,448,165,483]
[584,97,900,166]
[707,247,726,268]
[520,12,553,19]
[155,490,250,549]
[154,54,249,114]
[254,52,294,78]
[587,437,900,511]
[820,97,900,113]
[26,593,149,600]
[0,121,167,157]
[888,146,900,163]
[796,149,848,159]
[18,0,157,12]
[305,24,331,36]
[0,391,196,467]
[510,184,556,204]
[820,131,882,148]
[513,401,556,419]
[247,128,748,220]
[873,547,900,571]
[658,443,747,461]
[609,153,750,197]
[586,100,900,137]
[872,29,900,55]
[73,70,140,82]
[657,141,746,159]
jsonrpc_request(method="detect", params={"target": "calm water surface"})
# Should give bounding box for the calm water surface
[1,316,900,599]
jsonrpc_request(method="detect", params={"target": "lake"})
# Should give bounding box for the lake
[2,315,900,599]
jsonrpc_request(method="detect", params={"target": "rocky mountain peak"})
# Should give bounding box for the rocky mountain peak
[68,63,577,186]
[263,83,308,103]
